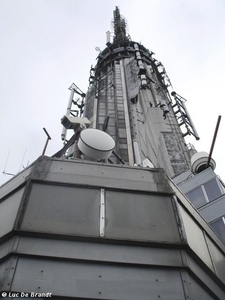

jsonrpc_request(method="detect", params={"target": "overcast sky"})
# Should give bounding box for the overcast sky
[0,0,225,185]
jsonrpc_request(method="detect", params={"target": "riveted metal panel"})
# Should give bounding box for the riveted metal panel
[11,257,186,300]
[184,253,225,299]
[20,184,100,237]
[180,270,216,300]
[0,187,24,238]
[178,205,214,272]
[105,191,181,243]
[16,237,183,267]
[1,256,18,291]
[205,234,225,285]
[0,260,8,289]
[33,158,173,194]
[0,236,20,260]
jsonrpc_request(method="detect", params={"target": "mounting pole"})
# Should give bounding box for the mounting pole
[207,115,222,168]
[42,128,52,155]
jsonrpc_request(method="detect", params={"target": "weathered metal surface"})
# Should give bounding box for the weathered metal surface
[29,157,173,194]
[183,254,225,299]
[178,204,215,272]
[105,191,181,243]
[11,257,187,299]
[1,256,18,291]
[180,270,217,300]
[0,187,24,238]
[0,260,8,288]
[205,234,225,285]
[20,184,100,237]
[0,157,224,298]
[0,166,32,199]
[12,237,183,267]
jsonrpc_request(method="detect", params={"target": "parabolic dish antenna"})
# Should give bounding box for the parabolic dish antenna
[78,128,115,160]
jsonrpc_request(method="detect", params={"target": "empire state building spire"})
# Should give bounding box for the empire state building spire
[113,6,129,43]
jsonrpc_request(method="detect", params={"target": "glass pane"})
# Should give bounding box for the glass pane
[204,179,222,202]
[185,187,206,208]
[210,218,225,244]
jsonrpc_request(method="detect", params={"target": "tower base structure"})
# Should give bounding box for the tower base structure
[0,156,225,299]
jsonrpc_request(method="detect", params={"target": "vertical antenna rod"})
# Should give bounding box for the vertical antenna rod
[207,115,222,168]
[2,151,15,176]
[18,148,27,172]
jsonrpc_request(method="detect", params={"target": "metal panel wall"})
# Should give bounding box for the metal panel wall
[15,236,183,267]
[0,187,24,238]
[183,253,225,299]
[0,158,224,298]
[20,184,100,237]
[205,234,225,284]
[184,271,218,300]
[178,205,215,272]
[18,182,181,243]
[11,257,187,300]
[105,190,181,243]
[39,158,173,194]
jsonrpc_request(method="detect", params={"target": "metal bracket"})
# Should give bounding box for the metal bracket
[100,189,105,237]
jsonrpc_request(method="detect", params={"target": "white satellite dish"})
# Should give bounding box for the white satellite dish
[78,128,115,160]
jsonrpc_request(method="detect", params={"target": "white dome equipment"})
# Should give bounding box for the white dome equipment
[191,151,216,174]
[78,128,115,160]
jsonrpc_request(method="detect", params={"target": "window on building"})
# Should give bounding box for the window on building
[185,187,207,208]
[218,177,225,193]
[204,178,222,202]
[210,217,225,244]
[185,178,223,209]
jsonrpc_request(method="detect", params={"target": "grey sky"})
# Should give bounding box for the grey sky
[0,0,225,185]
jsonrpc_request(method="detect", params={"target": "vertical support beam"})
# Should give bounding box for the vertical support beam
[92,80,99,129]
[100,188,105,237]
[120,60,134,165]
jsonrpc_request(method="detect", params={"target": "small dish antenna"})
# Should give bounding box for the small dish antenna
[78,129,115,160]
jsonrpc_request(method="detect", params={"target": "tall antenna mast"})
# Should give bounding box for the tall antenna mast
[113,6,129,43]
